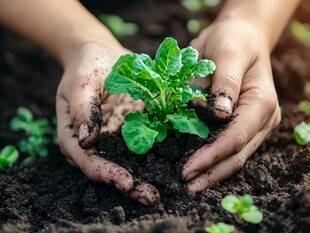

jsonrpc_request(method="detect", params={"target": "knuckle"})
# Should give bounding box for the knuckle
[232,153,247,171]
[234,128,249,153]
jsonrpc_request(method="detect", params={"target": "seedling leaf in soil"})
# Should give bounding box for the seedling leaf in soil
[205,222,235,233]
[221,194,263,224]
[0,145,19,168]
[293,121,310,146]
[105,37,216,154]
[298,100,310,115]
[99,14,138,39]
[9,107,54,164]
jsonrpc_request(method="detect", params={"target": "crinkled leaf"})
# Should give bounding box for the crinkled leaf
[193,59,216,77]
[181,46,198,67]
[122,111,158,154]
[155,37,182,77]
[166,109,209,138]
[105,54,155,102]
[221,195,240,213]
[150,121,167,143]
[294,121,310,145]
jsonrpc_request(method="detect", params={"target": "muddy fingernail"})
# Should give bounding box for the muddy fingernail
[214,96,233,120]
[137,197,149,206]
[79,122,89,142]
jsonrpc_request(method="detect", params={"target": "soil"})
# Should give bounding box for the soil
[1,1,310,233]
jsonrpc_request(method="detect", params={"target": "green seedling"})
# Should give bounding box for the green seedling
[298,100,310,115]
[9,107,52,164]
[221,194,263,224]
[291,20,310,47]
[205,222,235,233]
[180,0,221,12]
[105,37,215,154]
[293,121,310,146]
[99,14,138,39]
[0,145,19,168]
[187,19,207,34]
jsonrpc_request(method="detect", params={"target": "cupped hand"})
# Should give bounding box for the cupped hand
[56,42,160,205]
[182,19,281,193]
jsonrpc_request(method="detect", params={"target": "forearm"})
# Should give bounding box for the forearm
[216,0,301,50]
[0,0,120,67]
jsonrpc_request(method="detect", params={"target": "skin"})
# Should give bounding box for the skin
[0,0,301,201]
[183,0,301,193]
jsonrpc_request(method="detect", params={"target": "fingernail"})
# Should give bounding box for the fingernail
[79,122,89,142]
[214,96,233,120]
[137,197,149,206]
[184,170,199,182]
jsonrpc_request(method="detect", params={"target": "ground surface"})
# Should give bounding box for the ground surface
[0,1,310,233]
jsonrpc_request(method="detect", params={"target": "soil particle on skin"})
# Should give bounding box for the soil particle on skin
[1,0,310,233]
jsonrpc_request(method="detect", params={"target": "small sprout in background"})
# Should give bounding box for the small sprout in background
[0,145,19,169]
[205,222,235,233]
[9,107,54,164]
[221,194,263,224]
[187,19,207,34]
[298,100,310,115]
[99,14,139,39]
[180,0,221,12]
[291,20,310,47]
[293,121,310,146]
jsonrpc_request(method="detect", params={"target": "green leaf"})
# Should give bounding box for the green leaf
[17,107,33,123]
[293,121,310,145]
[193,59,216,78]
[9,117,31,133]
[240,194,253,207]
[181,46,198,67]
[166,109,209,138]
[0,145,19,168]
[298,100,310,115]
[37,146,48,157]
[205,222,235,233]
[241,208,263,224]
[150,121,167,143]
[155,37,182,77]
[122,111,158,154]
[105,54,157,103]
[221,195,240,213]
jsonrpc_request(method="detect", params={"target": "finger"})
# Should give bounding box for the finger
[186,128,270,193]
[129,182,160,206]
[69,69,103,149]
[56,93,133,192]
[182,86,280,181]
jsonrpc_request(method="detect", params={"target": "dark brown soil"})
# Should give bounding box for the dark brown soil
[0,1,310,233]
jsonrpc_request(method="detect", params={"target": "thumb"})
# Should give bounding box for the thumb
[69,71,104,149]
[209,50,251,120]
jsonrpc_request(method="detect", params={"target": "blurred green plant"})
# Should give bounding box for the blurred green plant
[187,19,207,34]
[0,145,19,169]
[99,14,139,39]
[205,222,235,233]
[9,107,55,164]
[294,121,310,146]
[221,194,263,224]
[180,0,221,12]
[291,20,310,47]
[298,100,310,115]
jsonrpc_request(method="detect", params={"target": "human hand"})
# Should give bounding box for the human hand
[56,42,160,205]
[182,18,281,193]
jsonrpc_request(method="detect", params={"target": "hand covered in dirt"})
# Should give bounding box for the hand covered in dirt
[182,18,281,193]
[56,42,160,205]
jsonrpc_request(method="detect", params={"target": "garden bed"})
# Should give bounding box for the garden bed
[0,1,310,232]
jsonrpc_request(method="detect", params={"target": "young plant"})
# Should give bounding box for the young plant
[9,107,53,164]
[105,37,216,154]
[293,121,310,146]
[205,222,235,233]
[0,145,19,168]
[99,14,138,39]
[221,194,263,224]
[298,100,310,115]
